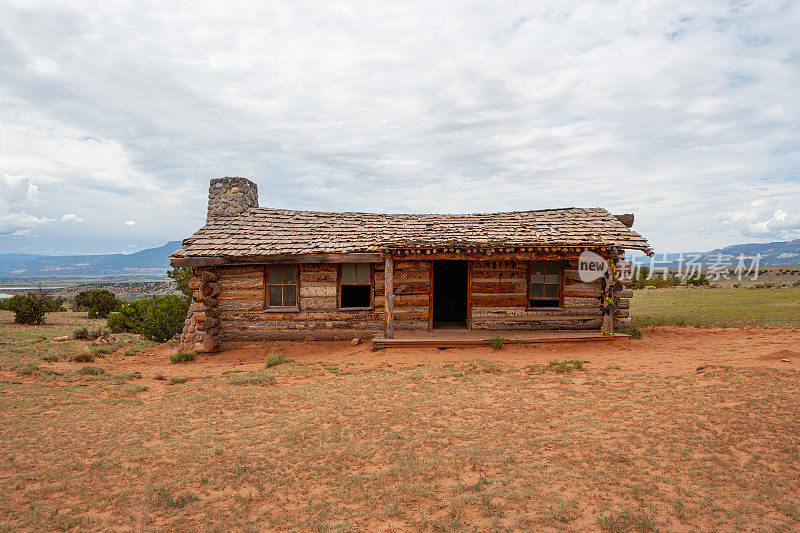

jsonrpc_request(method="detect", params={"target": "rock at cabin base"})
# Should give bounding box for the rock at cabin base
[350,338,360,346]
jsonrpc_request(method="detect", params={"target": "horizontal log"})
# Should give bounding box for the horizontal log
[615,317,632,328]
[563,288,601,298]
[564,297,600,308]
[222,311,381,322]
[470,294,527,307]
[614,309,630,318]
[471,307,601,318]
[229,253,382,264]
[471,270,526,280]
[564,280,603,291]
[171,256,227,267]
[217,265,263,276]
[217,277,263,290]
[219,289,263,299]
[300,297,337,310]
[615,298,630,310]
[217,299,263,312]
[300,271,337,283]
[388,252,584,261]
[394,282,431,295]
[374,294,429,308]
[299,263,338,272]
[471,281,526,294]
[617,289,634,299]
[299,285,337,298]
[471,318,602,330]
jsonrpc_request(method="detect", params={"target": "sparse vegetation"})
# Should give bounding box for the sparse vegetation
[227,372,277,386]
[169,376,190,385]
[618,326,643,339]
[265,353,293,368]
[40,354,59,362]
[71,325,109,340]
[75,365,105,375]
[597,505,657,532]
[70,352,95,363]
[489,335,506,350]
[170,351,195,364]
[527,359,588,374]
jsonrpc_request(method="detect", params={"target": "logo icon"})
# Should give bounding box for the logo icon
[578,251,608,282]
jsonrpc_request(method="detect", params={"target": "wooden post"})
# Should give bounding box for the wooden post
[602,264,615,336]
[384,255,394,339]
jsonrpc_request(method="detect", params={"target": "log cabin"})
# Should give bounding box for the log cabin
[170,177,652,352]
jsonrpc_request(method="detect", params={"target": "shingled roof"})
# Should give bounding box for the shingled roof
[171,207,652,260]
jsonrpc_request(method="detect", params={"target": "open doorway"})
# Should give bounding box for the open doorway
[432,260,468,329]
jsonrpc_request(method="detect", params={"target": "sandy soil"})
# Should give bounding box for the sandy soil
[2,326,800,531]
[57,326,800,398]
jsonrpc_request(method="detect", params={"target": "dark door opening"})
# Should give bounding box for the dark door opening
[432,260,468,329]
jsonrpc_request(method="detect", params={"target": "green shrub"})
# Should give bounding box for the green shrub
[167,267,194,297]
[265,353,293,368]
[40,354,59,362]
[170,376,190,385]
[618,326,642,339]
[76,365,105,375]
[6,291,62,325]
[154,373,166,380]
[170,351,195,364]
[227,372,277,386]
[75,290,121,318]
[685,273,710,286]
[108,296,188,342]
[141,295,189,342]
[489,335,506,350]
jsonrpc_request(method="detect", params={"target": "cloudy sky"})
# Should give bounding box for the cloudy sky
[1,0,798,255]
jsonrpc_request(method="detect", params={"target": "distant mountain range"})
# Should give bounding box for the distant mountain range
[629,239,800,266]
[0,241,182,278]
[0,238,798,279]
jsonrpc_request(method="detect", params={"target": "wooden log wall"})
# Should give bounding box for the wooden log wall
[213,261,432,346]
[469,259,605,330]
[178,255,635,349]
[374,260,431,331]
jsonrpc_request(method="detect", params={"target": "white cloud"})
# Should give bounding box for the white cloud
[0,1,799,253]
[0,171,53,236]
[719,199,800,239]
[124,220,136,226]
[61,213,84,222]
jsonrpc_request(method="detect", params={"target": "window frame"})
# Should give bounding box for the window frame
[337,263,375,310]
[263,263,300,311]
[526,260,564,310]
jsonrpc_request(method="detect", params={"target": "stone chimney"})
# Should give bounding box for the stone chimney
[207,177,259,220]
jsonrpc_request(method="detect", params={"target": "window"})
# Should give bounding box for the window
[265,264,298,308]
[529,260,562,308]
[339,263,372,309]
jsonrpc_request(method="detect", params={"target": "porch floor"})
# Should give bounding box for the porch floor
[372,329,628,348]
